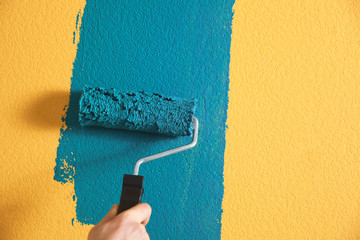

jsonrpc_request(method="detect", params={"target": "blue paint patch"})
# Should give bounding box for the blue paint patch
[75,10,81,29]
[73,10,82,44]
[73,31,76,44]
[55,1,234,239]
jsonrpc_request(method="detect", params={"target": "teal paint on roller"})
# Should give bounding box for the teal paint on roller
[79,86,196,136]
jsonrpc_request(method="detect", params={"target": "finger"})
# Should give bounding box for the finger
[116,203,152,225]
[140,203,151,225]
[98,204,119,224]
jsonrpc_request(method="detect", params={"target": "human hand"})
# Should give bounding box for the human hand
[88,203,152,240]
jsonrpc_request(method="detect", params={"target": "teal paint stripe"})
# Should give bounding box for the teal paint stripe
[55,1,234,239]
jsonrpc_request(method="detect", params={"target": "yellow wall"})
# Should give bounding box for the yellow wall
[223,0,360,239]
[1,0,360,239]
[0,0,91,239]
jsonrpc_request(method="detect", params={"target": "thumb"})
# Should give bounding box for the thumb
[115,203,152,225]
[98,204,119,224]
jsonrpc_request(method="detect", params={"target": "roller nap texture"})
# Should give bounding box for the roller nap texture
[79,86,196,136]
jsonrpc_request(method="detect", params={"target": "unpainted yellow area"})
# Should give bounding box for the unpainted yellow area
[0,0,90,239]
[223,0,360,239]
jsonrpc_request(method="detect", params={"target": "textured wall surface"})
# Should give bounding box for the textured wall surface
[0,0,91,239]
[222,0,360,239]
[54,1,234,239]
[2,0,360,239]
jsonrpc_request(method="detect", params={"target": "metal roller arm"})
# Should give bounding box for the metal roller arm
[133,116,199,175]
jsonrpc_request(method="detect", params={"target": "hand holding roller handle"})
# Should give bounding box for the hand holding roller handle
[88,203,151,240]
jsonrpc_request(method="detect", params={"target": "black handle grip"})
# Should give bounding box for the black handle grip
[118,174,144,214]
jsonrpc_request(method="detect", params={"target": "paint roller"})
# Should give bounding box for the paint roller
[79,86,198,214]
